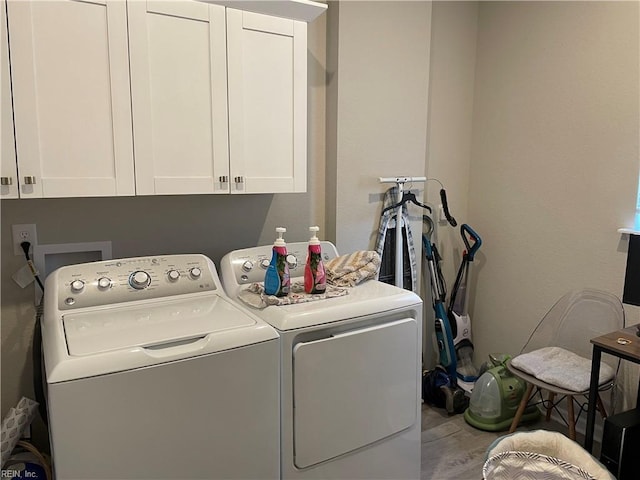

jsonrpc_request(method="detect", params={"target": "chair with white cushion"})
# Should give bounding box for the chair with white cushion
[506,289,625,440]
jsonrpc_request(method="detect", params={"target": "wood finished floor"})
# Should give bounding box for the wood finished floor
[420,403,601,480]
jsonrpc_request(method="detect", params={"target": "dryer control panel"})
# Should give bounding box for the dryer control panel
[50,254,218,311]
[219,241,339,296]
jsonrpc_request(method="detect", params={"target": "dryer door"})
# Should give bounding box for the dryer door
[292,318,419,468]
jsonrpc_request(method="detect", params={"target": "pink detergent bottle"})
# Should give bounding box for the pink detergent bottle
[304,226,326,294]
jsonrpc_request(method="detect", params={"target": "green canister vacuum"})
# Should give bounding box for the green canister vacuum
[464,354,540,431]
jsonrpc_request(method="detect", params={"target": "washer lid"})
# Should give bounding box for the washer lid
[63,294,256,356]
[45,293,278,382]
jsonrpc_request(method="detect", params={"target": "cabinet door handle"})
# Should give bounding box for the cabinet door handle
[24,176,36,185]
[0,176,12,186]
[219,175,228,183]
[234,176,244,184]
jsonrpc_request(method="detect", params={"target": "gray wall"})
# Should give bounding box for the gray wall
[468,1,640,370]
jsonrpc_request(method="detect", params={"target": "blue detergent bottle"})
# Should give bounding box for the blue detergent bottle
[264,227,290,297]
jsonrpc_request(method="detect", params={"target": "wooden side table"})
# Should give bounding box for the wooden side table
[585,324,640,452]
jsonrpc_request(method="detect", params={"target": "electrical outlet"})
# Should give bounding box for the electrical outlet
[12,223,38,256]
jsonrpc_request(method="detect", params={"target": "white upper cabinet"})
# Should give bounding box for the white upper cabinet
[1,0,18,199]
[7,0,135,198]
[128,0,230,195]
[227,9,307,194]
[131,3,308,195]
[5,0,312,198]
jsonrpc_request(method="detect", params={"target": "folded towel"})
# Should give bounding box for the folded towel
[238,281,349,309]
[325,251,381,287]
[511,346,614,392]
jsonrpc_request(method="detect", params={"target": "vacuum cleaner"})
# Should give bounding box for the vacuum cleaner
[421,195,483,414]
[448,224,482,385]
[464,354,540,431]
[422,211,469,414]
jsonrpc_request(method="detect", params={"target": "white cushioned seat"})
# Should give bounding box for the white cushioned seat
[510,346,614,392]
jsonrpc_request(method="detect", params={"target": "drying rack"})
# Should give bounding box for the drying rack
[379,176,457,290]
[379,176,427,290]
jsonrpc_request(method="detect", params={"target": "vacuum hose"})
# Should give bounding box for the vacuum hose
[439,189,457,227]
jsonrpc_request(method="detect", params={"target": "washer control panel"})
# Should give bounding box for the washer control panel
[53,254,217,311]
[220,241,339,289]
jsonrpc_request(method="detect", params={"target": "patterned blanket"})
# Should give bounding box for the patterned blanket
[238,281,349,309]
[325,250,381,287]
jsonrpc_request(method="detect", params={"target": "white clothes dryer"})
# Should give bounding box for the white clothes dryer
[220,242,423,480]
[41,254,280,480]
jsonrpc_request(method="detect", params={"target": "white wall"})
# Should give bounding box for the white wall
[427,0,477,249]
[424,1,478,367]
[327,1,432,260]
[468,0,640,386]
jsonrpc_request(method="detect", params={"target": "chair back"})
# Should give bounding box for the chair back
[521,289,625,368]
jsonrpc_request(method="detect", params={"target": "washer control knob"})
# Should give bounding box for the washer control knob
[97,277,112,290]
[190,267,202,279]
[70,280,85,293]
[167,270,180,282]
[130,271,151,289]
[241,261,254,272]
[260,259,271,269]
[286,254,297,269]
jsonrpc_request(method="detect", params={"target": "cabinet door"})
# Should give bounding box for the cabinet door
[7,0,134,198]
[129,0,229,195]
[1,0,17,198]
[227,9,307,194]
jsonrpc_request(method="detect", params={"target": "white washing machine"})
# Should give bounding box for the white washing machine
[220,242,423,480]
[41,254,280,480]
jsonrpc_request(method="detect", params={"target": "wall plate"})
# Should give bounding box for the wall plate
[33,241,112,303]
